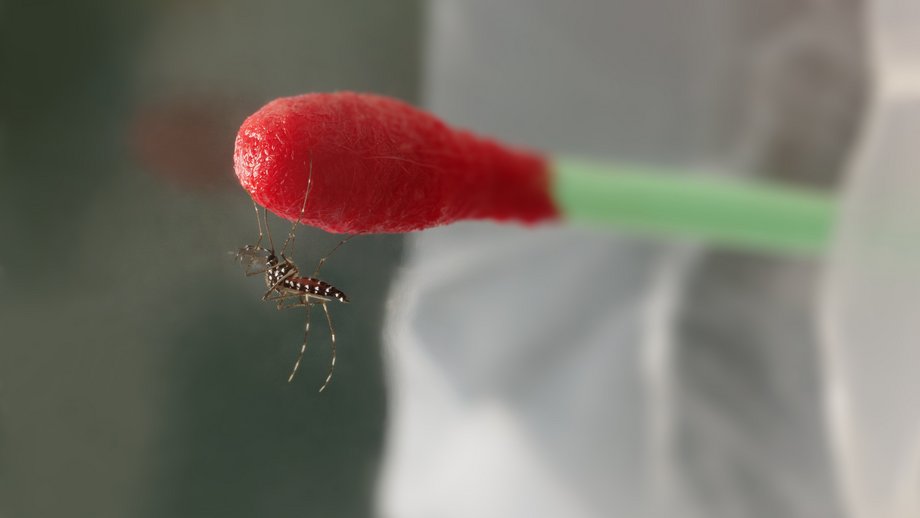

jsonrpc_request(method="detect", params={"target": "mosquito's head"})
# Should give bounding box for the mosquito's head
[265,254,279,267]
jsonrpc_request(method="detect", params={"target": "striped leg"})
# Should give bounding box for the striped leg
[318,303,337,393]
[287,302,313,383]
[312,235,353,277]
[261,269,296,300]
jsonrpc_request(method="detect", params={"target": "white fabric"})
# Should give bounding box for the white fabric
[379,2,728,516]
[380,223,673,517]
[379,1,868,517]
[822,1,920,517]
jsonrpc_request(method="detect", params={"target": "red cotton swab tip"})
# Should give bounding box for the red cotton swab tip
[233,92,559,234]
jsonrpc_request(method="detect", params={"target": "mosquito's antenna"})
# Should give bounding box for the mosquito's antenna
[281,156,313,258]
[318,302,336,392]
[288,302,312,382]
[312,235,354,277]
[263,207,276,252]
[252,200,265,248]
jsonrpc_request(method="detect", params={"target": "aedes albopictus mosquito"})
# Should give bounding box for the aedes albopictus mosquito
[235,161,352,392]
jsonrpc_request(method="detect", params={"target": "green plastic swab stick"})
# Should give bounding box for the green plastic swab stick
[553,157,836,255]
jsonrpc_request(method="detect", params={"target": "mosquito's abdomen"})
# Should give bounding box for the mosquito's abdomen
[283,276,349,303]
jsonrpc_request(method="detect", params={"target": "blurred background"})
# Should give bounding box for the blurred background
[1,1,916,517]
[1,2,418,517]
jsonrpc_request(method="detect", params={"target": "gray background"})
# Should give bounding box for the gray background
[0,1,419,516]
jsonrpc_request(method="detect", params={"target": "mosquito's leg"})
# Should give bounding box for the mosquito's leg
[265,291,300,301]
[277,299,304,310]
[265,292,300,301]
[236,244,263,256]
[234,247,271,276]
[238,255,267,275]
[263,206,276,252]
[288,302,313,382]
[240,253,271,276]
[272,293,308,310]
[268,294,329,311]
[318,302,336,393]
[312,235,354,278]
[235,244,269,260]
[253,200,265,248]
[261,270,296,300]
[281,156,314,259]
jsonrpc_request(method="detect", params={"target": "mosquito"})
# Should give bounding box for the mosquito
[235,160,352,392]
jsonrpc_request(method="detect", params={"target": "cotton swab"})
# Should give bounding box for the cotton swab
[234,92,835,254]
